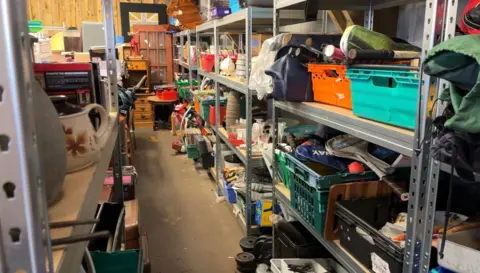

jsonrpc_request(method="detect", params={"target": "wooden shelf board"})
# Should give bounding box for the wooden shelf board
[275,183,291,201]
[49,113,118,273]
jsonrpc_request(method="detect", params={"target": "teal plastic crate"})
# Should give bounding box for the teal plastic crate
[347,68,419,130]
[186,144,199,159]
[285,152,378,235]
[199,97,227,121]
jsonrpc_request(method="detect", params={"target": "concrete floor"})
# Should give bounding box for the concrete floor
[134,128,243,273]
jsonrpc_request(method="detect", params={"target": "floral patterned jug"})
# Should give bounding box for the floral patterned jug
[51,96,109,173]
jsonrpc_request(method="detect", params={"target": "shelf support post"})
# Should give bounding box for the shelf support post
[403,1,458,272]
[364,1,374,30]
[102,0,123,206]
[245,7,254,235]
[187,33,193,91]
[0,0,53,271]
[180,35,185,75]
[213,21,223,198]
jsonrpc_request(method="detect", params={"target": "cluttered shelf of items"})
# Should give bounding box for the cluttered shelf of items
[23,0,480,272]
[171,0,480,272]
[29,17,171,273]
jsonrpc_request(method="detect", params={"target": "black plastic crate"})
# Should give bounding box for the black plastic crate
[275,221,330,258]
[336,197,406,273]
[199,153,214,169]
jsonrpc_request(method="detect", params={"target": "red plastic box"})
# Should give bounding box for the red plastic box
[209,105,226,126]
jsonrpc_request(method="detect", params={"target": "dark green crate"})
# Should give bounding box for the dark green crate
[284,152,378,190]
[186,144,199,159]
[90,250,143,273]
[290,175,329,234]
[285,152,378,235]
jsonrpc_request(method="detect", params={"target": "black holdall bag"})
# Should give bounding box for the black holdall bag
[265,45,313,102]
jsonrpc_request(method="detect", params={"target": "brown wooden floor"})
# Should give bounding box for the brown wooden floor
[134,129,243,273]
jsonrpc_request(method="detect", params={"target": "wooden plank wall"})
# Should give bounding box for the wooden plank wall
[27,0,170,35]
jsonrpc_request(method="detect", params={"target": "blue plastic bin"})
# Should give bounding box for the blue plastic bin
[230,0,241,13]
[347,68,419,130]
[221,174,237,203]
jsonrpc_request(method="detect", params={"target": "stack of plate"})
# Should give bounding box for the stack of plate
[236,53,246,81]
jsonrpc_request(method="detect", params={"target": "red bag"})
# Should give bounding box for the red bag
[460,0,480,34]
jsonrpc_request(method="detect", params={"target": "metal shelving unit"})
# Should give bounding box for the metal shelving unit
[209,166,248,233]
[174,30,196,101]
[0,0,123,272]
[271,1,458,273]
[195,8,271,235]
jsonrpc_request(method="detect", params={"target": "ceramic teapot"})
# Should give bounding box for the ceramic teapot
[51,96,110,173]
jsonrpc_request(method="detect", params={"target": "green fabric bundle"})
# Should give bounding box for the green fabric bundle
[423,35,480,133]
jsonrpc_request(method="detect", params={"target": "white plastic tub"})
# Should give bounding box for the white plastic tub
[270,258,349,273]
[438,228,480,273]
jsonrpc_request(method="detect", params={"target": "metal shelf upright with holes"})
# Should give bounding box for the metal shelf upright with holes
[271,1,459,273]
[174,30,197,98]
[0,0,124,272]
[195,8,274,235]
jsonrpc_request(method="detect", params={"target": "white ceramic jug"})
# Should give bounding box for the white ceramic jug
[52,96,110,172]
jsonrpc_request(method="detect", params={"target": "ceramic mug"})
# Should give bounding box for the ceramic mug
[60,104,109,172]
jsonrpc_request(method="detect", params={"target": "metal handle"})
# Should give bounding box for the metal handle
[383,177,409,201]
[51,231,110,246]
[50,219,99,229]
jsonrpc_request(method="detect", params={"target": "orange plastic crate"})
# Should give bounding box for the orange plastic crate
[308,64,352,109]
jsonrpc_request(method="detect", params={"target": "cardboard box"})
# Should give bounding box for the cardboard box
[126,238,139,250]
[255,200,273,227]
[125,199,139,241]
[252,34,272,57]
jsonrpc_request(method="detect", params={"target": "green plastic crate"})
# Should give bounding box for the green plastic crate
[285,152,378,234]
[179,86,194,101]
[291,177,329,234]
[199,97,227,121]
[285,152,378,190]
[176,79,198,100]
[186,144,199,159]
[275,151,290,188]
[90,250,143,273]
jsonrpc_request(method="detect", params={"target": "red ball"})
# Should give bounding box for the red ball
[348,162,365,173]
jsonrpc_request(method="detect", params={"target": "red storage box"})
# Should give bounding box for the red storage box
[200,53,215,72]
[156,89,177,100]
[308,64,352,109]
[209,105,226,125]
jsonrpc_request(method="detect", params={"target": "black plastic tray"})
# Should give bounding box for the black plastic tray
[275,221,330,258]
[335,197,407,273]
